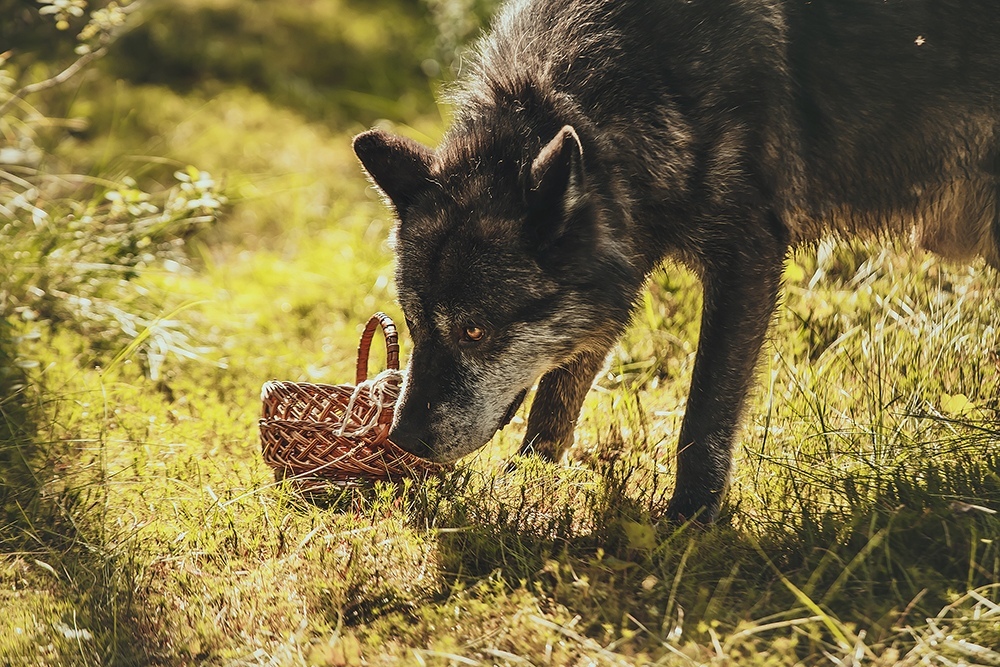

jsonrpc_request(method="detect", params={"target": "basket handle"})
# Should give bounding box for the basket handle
[356,312,400,384]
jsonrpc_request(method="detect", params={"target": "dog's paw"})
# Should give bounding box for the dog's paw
[666,495,721,526]
[516,440,565,462]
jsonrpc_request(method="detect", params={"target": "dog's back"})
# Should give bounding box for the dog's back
[452,0,1000,265]
[784,1,1000,265]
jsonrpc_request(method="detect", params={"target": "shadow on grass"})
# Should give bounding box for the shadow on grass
[0,322,161,666]
[282,419,999,659]
[394,447,1000,657]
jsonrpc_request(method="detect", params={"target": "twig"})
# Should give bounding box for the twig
[0,46,108,117]
[0,0,145,117]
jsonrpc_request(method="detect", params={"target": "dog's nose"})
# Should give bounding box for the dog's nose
[388,420,435,460]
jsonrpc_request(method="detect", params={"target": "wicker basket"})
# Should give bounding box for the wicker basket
[260,312,446,487]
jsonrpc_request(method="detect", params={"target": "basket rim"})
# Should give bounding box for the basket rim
[355,312,399,385]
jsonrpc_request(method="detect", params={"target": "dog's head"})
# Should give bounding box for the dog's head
[353,124,636,462]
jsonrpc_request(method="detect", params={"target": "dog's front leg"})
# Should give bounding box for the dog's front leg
[667,234,786,523]
[519,347,610,461]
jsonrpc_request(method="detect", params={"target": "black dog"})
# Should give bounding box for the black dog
[353,0,1000,522]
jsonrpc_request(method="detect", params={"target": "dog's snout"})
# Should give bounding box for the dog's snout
[388,418,435,460]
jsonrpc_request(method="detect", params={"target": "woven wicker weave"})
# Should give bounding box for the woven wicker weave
[260,312,446,486]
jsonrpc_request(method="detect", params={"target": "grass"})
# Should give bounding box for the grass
[2,4,1000,664]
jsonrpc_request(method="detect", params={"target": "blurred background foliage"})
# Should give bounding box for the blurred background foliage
[2,0,499,127]
[0,0,499,372]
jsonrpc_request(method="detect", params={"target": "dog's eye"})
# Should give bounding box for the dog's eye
[461,325,486,344]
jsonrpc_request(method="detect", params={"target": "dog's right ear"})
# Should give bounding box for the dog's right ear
[353,129,433,212]
[526,125,588,250]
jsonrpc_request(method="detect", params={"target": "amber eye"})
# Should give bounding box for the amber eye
[462,325,485,343]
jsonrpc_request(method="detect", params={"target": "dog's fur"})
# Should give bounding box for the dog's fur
[353,0,1000,522]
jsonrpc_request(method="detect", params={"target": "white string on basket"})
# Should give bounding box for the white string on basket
[335,368,404,438]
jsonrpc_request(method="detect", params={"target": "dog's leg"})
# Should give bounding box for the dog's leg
[667,233,786,523]
[519,347,610,461]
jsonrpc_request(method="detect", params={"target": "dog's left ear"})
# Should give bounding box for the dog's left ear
[527,125,587,244]
[353,129,434,213]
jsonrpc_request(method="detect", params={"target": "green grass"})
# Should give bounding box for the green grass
[2,5,1000,664]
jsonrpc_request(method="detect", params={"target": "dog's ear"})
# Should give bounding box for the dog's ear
[353,129,433,212]
[527,125,587,244]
